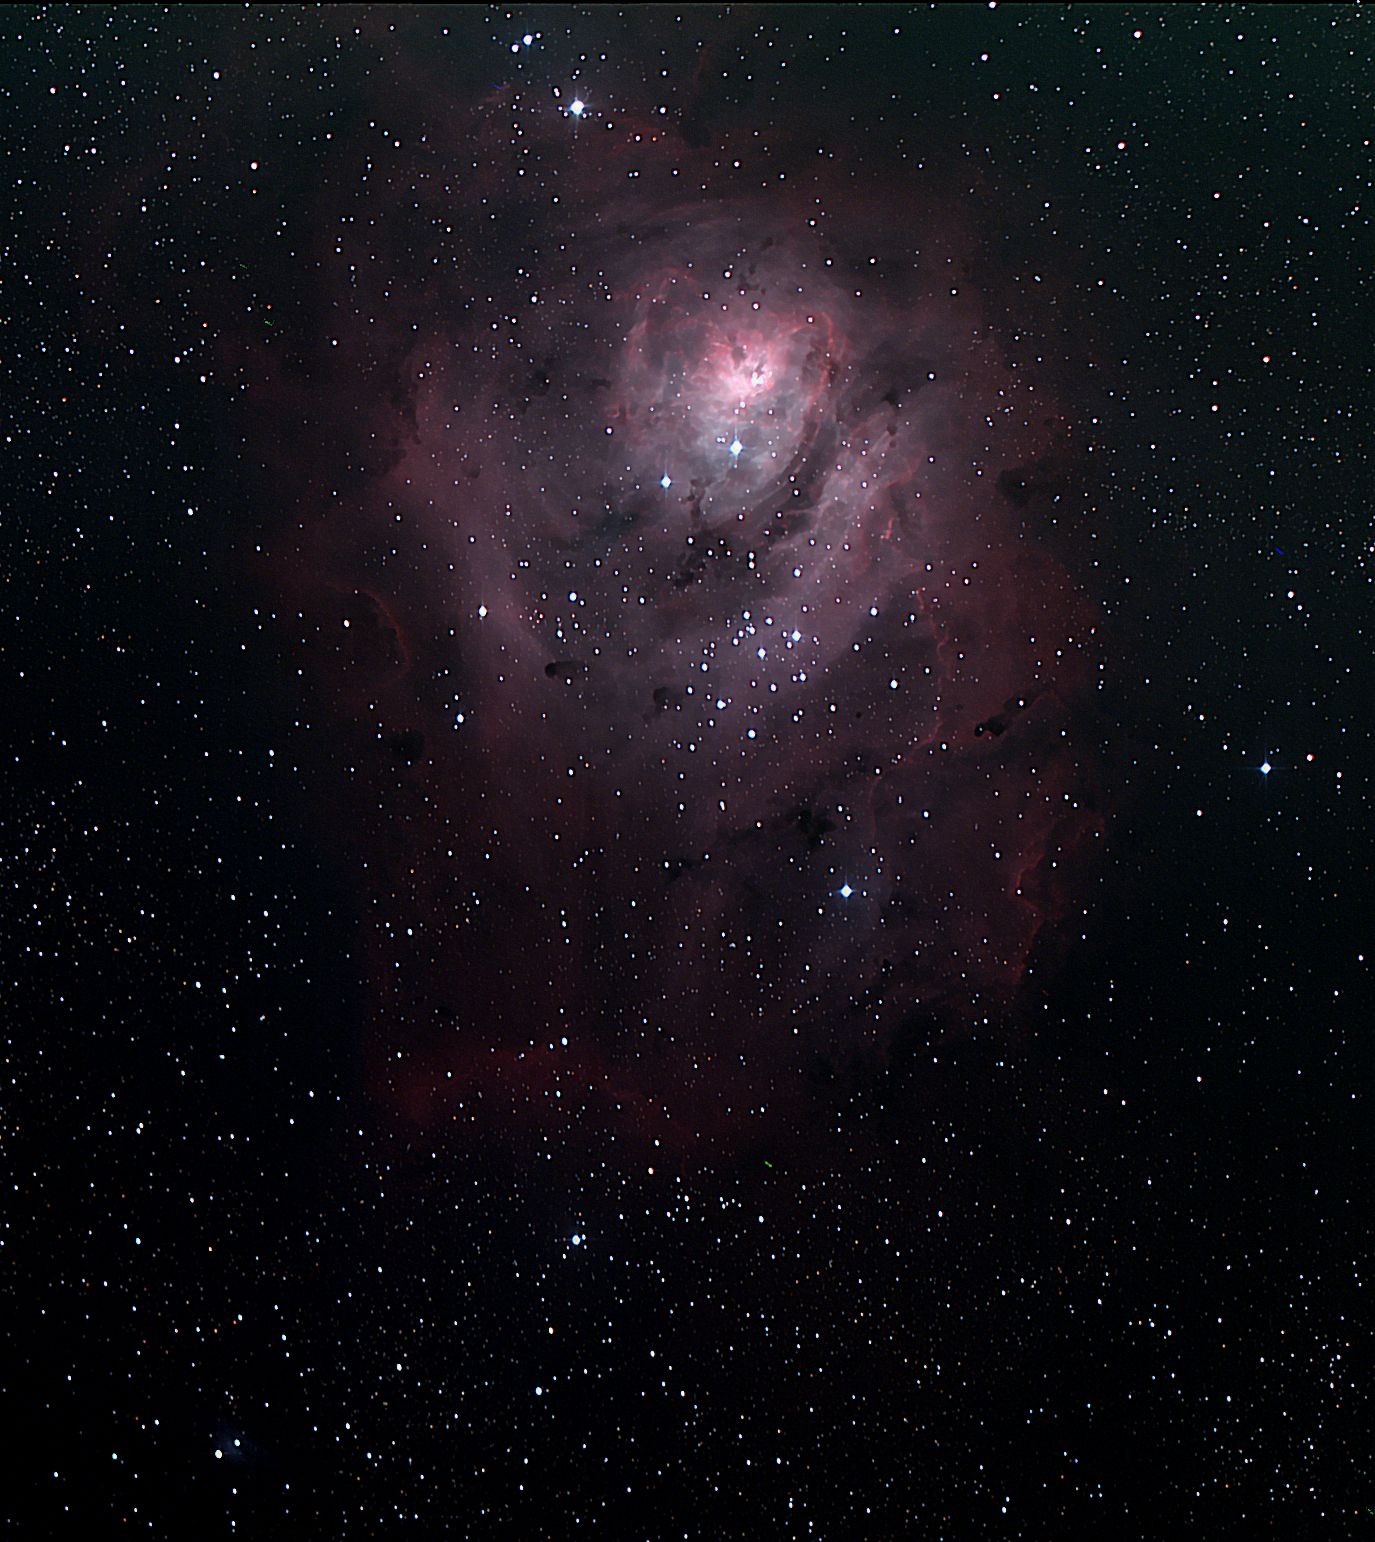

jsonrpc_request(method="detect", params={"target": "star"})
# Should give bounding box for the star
[729,436,743,457]
[660,473,672,489]
[569,99,585,118]
[1260,761,1272,776]
[839,884,853,898]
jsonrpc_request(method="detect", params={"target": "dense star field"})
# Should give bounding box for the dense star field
[4,5,1370,1537]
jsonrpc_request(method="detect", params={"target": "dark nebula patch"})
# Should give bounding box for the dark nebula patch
[246,75,1107,1162]
[385,729,425,768]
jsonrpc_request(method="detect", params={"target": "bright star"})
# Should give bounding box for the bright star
[729,437,743,457]
[1260,761,1272,775]
[569,99,585,117]
[660,473,672,489]
[839,884,853,898]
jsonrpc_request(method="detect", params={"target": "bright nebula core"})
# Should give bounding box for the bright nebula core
[259,86,1105,1161]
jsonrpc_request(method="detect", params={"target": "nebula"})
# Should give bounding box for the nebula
[254,83,1106,1160]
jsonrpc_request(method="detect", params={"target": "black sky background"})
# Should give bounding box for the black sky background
[3,6,1371,1537]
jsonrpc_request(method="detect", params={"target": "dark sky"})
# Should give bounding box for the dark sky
[4,5,1370,1537]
